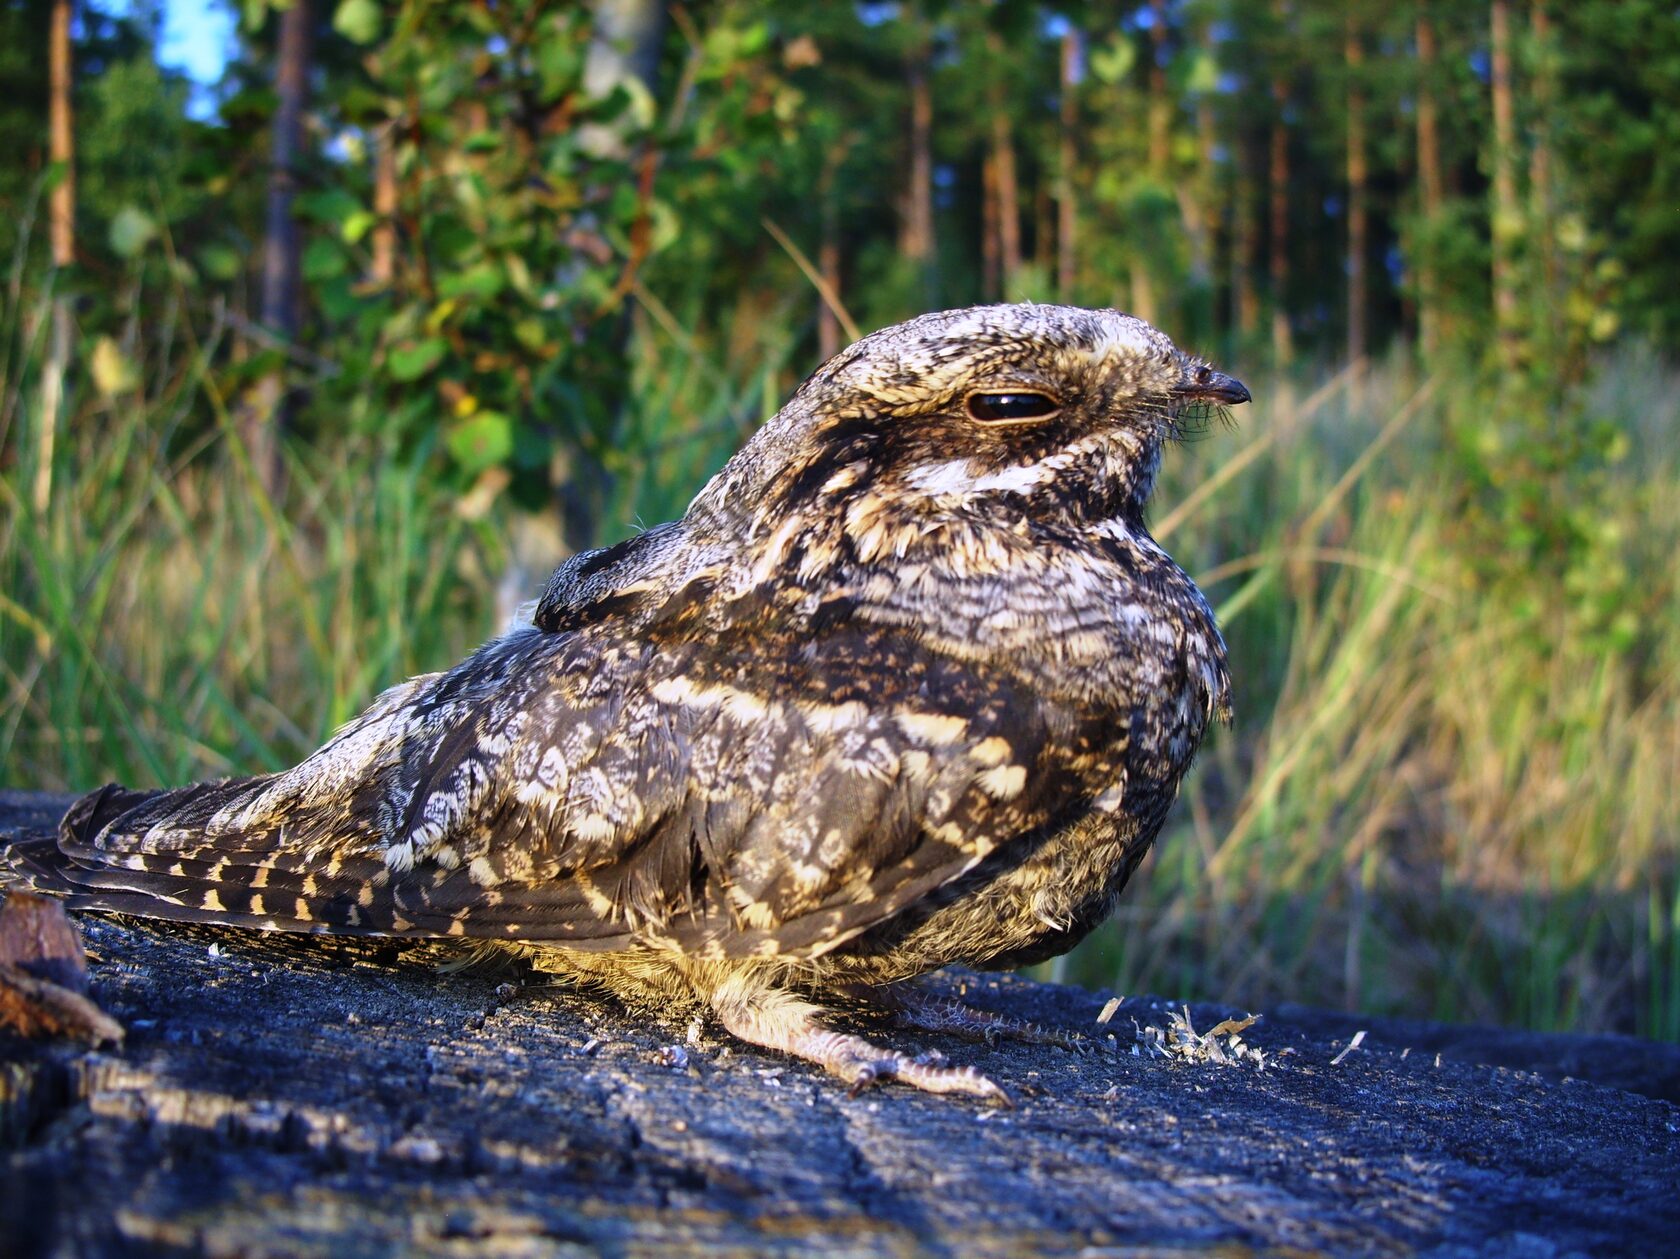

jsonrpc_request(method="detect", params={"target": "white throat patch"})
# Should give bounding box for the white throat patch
[899,432,1128,502]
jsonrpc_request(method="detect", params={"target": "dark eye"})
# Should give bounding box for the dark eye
[966,391,1061,423]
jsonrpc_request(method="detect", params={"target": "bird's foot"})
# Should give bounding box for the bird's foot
[852,981,1085,1051]
[710,975,1010,1104]
[838,1042,1010,1103]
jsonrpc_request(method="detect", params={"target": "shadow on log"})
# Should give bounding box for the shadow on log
[3,790,1678,1256]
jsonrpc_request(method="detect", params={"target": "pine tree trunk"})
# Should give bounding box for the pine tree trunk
[370,123,398,285]
[1489,0,1521,369]
[1415,8,1444,360]
[35,0,75,514]
[1268,78,1293,365]
[1528,1,1557,349]
[1139,0,1172,329]
[990,109,1022,297]
[1056,28,1079,300]
[1130,261,1157,327]
[1191,17,1219,298]
[1033,178,1053,276]
[46,2,73,274]
[251,0,315,496]
[1234,146,1260,340]
[1147,0,1170,174]
[817,150,843,362]
[902,48,935,302]
[981,151,1000,301]
[1345,19,1368,391]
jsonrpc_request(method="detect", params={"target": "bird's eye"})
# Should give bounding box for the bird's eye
[965,391,1061,424]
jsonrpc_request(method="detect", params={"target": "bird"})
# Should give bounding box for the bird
[2,303,1249,1101]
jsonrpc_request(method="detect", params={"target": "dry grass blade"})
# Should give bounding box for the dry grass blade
[761,217,861,344]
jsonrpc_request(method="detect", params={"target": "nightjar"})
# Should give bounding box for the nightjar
[3,304,1249,1100]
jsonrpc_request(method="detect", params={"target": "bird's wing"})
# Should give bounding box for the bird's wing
[28,606,1099,958]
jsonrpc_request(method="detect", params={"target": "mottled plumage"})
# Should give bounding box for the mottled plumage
[3,304,1249,1099]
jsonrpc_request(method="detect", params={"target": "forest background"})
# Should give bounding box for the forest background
[1,0,1676,1041]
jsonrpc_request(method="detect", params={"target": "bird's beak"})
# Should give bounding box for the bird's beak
[1173,365,1252,407]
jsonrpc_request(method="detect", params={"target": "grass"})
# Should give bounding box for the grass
[2,281,1676,1042]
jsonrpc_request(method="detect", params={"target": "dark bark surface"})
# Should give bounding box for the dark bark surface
[3,790,1678,1257]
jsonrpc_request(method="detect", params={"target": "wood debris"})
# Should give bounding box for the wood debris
[1133,1006,1268,1069]
[0,893,124,1045]
[1331,1030,1368,1066]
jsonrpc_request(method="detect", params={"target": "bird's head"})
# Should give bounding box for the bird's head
[698,304,1249,554]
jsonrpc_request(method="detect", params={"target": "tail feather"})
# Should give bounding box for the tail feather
[5,779,393,935]
[6,781,637,949]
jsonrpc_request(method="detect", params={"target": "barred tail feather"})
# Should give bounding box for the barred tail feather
[6,779,639,949]
[4,778,370,933]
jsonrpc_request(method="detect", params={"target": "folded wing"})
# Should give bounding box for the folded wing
[17,614,1082,961]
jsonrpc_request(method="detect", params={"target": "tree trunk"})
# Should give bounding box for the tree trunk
[817,216,840,361]
[1033,176,1053,276]
[980,27,1021,300]
[1143,0,1171,328]
[592,0,665,102]
[1268,78,1293,365]
[46,0,73,275]
[817,148,844,362]
[1415,8,1443,360]
[1056,28,1080,300]
[902,47,935,302]
[1528,0,1556,347]
[370,123,398,286]
[35,0,74,515]
[1234,145,1260,340]
[981,150,1001,301]
[1147,0,1170,175]
[990,107,1021,298]
[1190,17,1219,297]
[251,0,315,497]
[1489,0,1521,369]
[1345,19,1368,392]
[1130,261,1157,327]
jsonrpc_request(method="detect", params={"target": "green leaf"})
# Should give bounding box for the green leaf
[332,0,381,45]
[437,262,504,302]
[90,336,141,396]
[295,189,362,226]
[315,277,360,323]
[108,205,157,259]
[1090,37,1136,85]
[536,34,584,99]
[337,86,390,124]
[302,237,347,281]
[342,210,378,244]
[1186,48,1219,96]
[387,338,448,382]
[199,244,243,281]
[446,410,514,474]
[513,318,548,352]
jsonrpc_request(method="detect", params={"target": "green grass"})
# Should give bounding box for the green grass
[3,290,1676,1042]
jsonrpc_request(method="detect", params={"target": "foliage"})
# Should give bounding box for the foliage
[306,1,658,522]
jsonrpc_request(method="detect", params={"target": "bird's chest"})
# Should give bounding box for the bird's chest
[826,547,1225,981]
[838,778,1174,983]
[920,560,1227,762]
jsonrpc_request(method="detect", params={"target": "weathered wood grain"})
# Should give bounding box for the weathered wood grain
[3,790,1677,1257]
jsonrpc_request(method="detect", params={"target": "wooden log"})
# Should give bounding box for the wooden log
[3,790,1677,1255]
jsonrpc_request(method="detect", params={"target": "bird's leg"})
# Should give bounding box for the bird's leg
[846,980,1085,1051]
[709,974,1010,1104]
